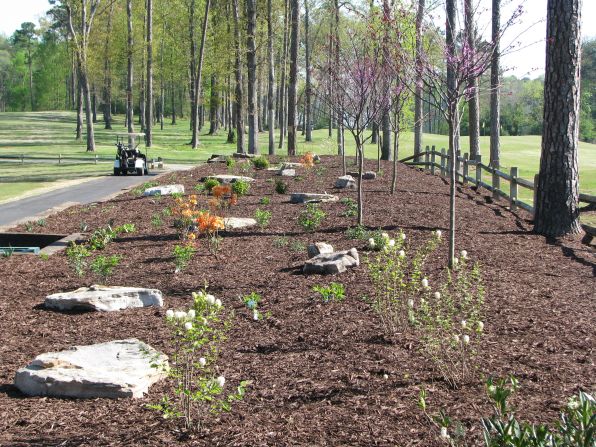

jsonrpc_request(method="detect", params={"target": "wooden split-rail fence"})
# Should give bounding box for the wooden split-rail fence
[399,146,596,242]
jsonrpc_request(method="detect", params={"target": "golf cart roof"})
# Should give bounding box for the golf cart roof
[117,133,145,137]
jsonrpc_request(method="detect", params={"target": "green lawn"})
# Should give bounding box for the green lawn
[1,111,595,205]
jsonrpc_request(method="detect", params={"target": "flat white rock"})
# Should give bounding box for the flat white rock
[335,175,356,189]
[307,242,334,258]
[45,285,163,312]
[278,168,296,177]
[290,193,339,204]
[224,217,257,229]
[14,339,168,399]
[205,175,255,183]
[304,248,360,275]
[280,162,304,169]
[143,184,185,196]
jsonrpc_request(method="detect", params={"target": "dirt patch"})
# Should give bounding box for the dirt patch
[0,157,593,446]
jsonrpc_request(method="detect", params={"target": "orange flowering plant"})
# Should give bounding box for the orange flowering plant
[208,184,237,220]
[172,194,202,241]
[196,211,225,256]
[300,151,315,168]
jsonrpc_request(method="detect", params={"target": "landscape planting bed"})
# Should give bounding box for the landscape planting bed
[0,156,593,446]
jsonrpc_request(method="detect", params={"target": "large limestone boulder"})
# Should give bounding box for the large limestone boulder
[280,162,303,170]
[203,174,255,184]
[143,184,185,196]
[224,217,257,230]
[207,154,228,163]
[290,193,339,204]
[45,285,163,312]
[307,242,334,259]
[278,168,296,177]
[303,248,360,275]
[347,171,376,180]
[14,339,168,399]
[335,175,356,189]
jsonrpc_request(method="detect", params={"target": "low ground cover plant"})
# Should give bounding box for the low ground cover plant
[274,179,288,194]
[150,290,248,432]
[313,283,345,303]
[242,291,262,320]
[203,178,220,193]
[231,179,251,197]
[90,255,121,284]
[298,203,326,232]
[251,156,269,170]
[254,209,272,229]
[340,197,358,217]
[65,242,91,276]
[173,242,196,273]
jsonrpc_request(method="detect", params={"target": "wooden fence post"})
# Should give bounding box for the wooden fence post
[492,160,500,199]
[440,148,446,177]
[510,167,518,211]
[455,151,461,182]
[424,146,430,171]
[58,154,62,164]
[463,153,469,185]
[430,145,436,175]
[475,155,482,188]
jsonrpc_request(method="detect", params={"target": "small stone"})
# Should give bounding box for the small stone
[207,154,227,163]
[307,242,334,258]
[223,217,257,230]
[303,248,359,275]
[45,285,163,312]
[363,171,377,180]
[202,175,255,184]
[313,154,321,162]
[14,339,168,399]
[278,169,296,177]
[290,193,339,204]
[335,175,356,189]
[280,162,304,169]
[143,184,184,196]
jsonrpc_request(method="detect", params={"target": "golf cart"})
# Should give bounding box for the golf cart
[113,133,148,176]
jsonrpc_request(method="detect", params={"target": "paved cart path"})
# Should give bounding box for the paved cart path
[0,165,191,230]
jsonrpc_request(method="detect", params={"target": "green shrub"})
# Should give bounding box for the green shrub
[232,179,251,197]
[90,255,121,284]
[254,209,272,229]
[242,291,262,320]
[298,203,326,232]
[346,224,369,240]
[251,156,269,170]
[340,198,358,218]
[274,179,288,194]
[259,196,271,205]
[225,157,235,168]
[313,283,345,303]
[273,236,289,248]
[66,242,91,276]
[173,243,196,273]
[204,178,220,192]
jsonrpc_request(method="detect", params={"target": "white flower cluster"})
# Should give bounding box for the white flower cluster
[194,290,222,307]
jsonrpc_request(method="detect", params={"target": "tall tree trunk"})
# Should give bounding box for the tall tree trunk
[446,0,457,267]
[287,0,299,156]
[278,0,289,149]
[465,0,480,159]
[76,75,83,140]
[126,0,134,134]
[80,67,95,151]
[28,47,34,111]
[139,1,146,131]
[145,0,153,146]
[233,0,245,153]
[102,3,114,130]
[381,0,392,163]
[209,75,218,134]
[189,0,197,139]
[191,0,212,148]
[159,22,165,131]
[267,0,276,154]
[371,122,378,144]
[258,62,264,133]
[414,0,424,162]
[534,0,582,237]
[304,0,312,142]
[246,0,259,154]
[335,0,343,160]
[92,85,97,123]
[489,0,501,197]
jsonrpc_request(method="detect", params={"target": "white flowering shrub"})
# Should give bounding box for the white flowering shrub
[415,252,485,388]
[149,290,248,432]
[365,230,440,334]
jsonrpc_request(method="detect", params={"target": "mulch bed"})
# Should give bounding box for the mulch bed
[0,156,593,446]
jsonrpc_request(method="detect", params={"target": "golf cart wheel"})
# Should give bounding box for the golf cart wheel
[113,168,120,176]
[136,168,144,176]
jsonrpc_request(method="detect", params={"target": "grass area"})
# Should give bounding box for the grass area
[1,111,595,205]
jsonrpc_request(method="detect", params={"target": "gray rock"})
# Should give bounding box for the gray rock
[14,339,168,399]
[335,175,356,189]
[307,242,334,259]
[207,154,227,163]
[45,285,163,312]
[233,152,255,159]
[143,184,185,196]
[278,168,296,177]
[224,217,257,230]
[347,171,376,180]
[303,248,360,275]
[280,162,304,169]
[203,174,255,184]
[290,193,339,204]
[313,154,321,162]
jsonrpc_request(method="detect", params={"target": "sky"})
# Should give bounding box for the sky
[0,0,594,79]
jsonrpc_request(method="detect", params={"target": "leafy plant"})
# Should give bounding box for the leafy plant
[225,156,235,168]
[313,283,345,303]
[340,197,358,217]
[24,222,34,232]
[134,181,158,195]
[367,229,396,251]
[273,236,289,248]
[260,196,271,205]
[254,209,272,229]
[196,211,225,256]
[289,240,306,253]
[194,183,205,193]
[242,291,262,320]
[90,255,121,284]
[204,178,220,192]
[274,179,288,194]
[36,218,46,227]
[1,245,15,258]
[346,224,370,240]
[65,242,91,276]
[39,253,50,261]
[298,203,326,232]
[251,156,269,170]
[114,223,136,234]
[173,242,196,273]
[231,179,251,197]
[87,226,118,250]
[151,214,163,227]
[150,290,248,432]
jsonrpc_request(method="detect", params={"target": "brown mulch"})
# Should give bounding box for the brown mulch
[0,156,593,446]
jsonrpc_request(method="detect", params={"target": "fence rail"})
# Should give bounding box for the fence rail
[0,154,113,164]
[400,146,596,235]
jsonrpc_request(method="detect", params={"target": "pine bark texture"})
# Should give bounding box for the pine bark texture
[246,0,259,154]
[287,0,299,156]
[465,0,480,159]
[145,0,153,146]
[233,0,245,153]
[534,0,582,237]
[304,0,312,142]
[267,0,276,154]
